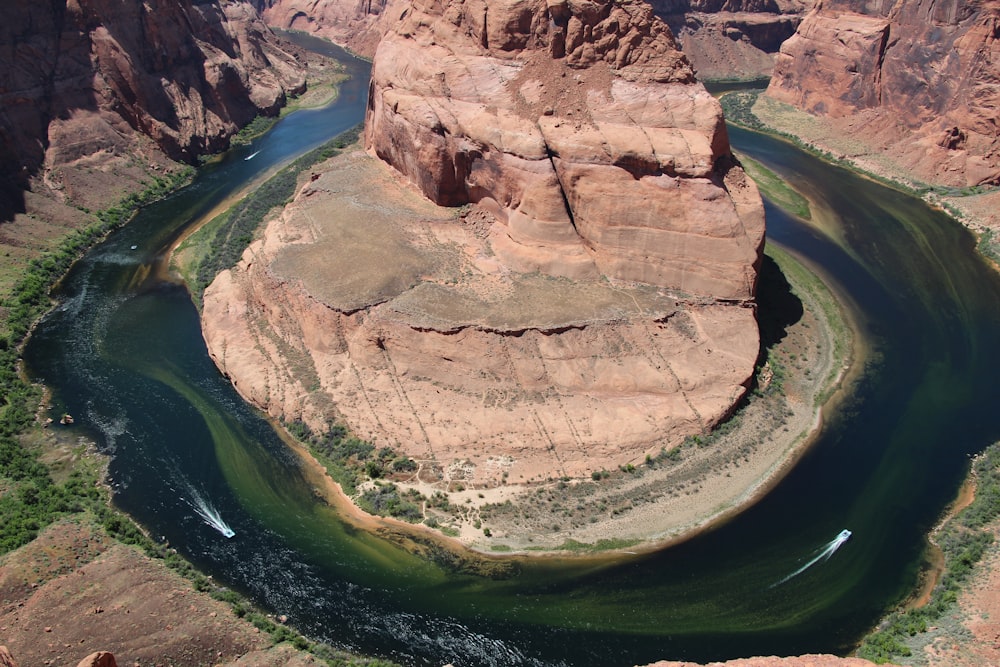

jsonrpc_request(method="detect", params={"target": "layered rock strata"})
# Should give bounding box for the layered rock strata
[252,0,391,57]
[651,0,813,80]
[203,150,761,485]
[767,0,1000,187]
[0,0,306,220]
[205,0,765,489]
[365,0,765,301]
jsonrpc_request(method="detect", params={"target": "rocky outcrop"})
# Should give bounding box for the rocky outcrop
[77,652,117,667]
[365,0,764,301]
[203,149,761,489]
[767,0,1000,187]
[0,647,16,667]
[0,0,306,220]
[251,0,391,57]
[202,0,764,499]
[650,0,813,80]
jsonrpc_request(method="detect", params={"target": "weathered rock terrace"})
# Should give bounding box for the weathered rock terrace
[203,150,761,485]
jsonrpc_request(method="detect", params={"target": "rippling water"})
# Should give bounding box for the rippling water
[22,44,1000,666]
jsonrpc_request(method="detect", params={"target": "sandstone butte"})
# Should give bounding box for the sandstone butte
[767,0,1000,189]
[202,0,766,494]
[0,0,306,223]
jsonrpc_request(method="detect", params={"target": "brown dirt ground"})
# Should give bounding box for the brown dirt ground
[0,519,307,666]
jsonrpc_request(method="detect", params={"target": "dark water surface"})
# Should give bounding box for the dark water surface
[23,46,1000,666]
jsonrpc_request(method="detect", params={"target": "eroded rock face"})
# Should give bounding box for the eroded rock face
[0,0,305,219]
[203,150,761,487]
[365,0,765,301]
[252,0,391,57]
[651,0,812,80]
[768,0,1000,187]
[77,652,118,667]
[204,0,764,502]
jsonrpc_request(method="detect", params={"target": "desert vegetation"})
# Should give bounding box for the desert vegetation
[182,125,362,302]
[858,442,1000,664]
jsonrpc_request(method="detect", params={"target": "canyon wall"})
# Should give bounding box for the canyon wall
[251,0,390,56]
[651,0,812,80]
[767,0,1000,187]
[365,0,765,300]
[0,0,306,220]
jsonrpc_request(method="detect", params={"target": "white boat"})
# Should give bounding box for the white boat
[838,529,852,540]
[244,150,260,161]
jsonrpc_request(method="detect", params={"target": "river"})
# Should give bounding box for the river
[22,36,1000,667]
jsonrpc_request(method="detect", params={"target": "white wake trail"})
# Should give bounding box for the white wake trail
[184,486,235,538]
[772,529,851,587]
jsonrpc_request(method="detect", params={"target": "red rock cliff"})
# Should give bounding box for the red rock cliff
[767,0,1000,187]
[252,0,391,56]
[650,0,812,80]
[0,0,305,219]
[365,0,765,301]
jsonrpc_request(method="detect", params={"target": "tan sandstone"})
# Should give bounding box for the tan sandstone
[203,150,759,487]
[365,0,765,301]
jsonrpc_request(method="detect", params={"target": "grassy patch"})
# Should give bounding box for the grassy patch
[553,538,642,552]
[977,228,1000,266]
[739,154,811,220]
[230,115,278,147]
[182,125,362,303]
[357,482,423,523]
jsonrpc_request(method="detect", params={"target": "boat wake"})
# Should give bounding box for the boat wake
[771,529,851,587]
[244,150,260,161]
[184,487,235,538]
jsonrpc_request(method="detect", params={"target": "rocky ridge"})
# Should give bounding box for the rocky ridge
[767,0,1000,188]
[0,0,306,221]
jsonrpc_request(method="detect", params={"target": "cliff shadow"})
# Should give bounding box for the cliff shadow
[755,253,804,359]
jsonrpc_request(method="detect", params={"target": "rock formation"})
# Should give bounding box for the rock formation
[767,0,1000,187]
[365,0,764,300]
[251,0,391,57]
[651,0,812,80]
[204,0,764,491]
[0,0,306,221]
[77,652,118,667]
